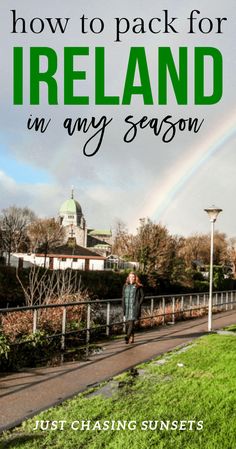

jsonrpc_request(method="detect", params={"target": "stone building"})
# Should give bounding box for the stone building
[59,190,112,256]
[59,190,87,247]
[87,229,112,255]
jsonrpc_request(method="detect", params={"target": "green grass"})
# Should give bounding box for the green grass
[223,324,236,332]
[1,334,236,449]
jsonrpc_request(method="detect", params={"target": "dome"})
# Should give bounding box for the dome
[59,190,84,228]
[59,198,82,216]
[59,188,82,216]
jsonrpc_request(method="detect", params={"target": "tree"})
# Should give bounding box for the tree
[225,237,236,277]
[113,218,186,286]
[27,218,65,267]
[213,232,230,266]
[112,219,135,260]
[0,206,36,265]
[134,218,175,278]
[178,232,229,269]
[167,235,188,285]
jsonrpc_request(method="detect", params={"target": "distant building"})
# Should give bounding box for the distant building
[104,254,139,271]
[35,243,105,271]
[59,190,87,247]
[87,229,112,256]
[59,190,112,256]
[9,245,105,271]
[5,190,111,271]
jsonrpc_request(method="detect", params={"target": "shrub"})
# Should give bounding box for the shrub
[1,301,87,341]
[0,333,10,359]
[0,330,60,371]
[1,310,33,340]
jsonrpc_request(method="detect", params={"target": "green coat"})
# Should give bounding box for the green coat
[122,284,144,321]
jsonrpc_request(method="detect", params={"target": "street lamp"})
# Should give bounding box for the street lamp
[204,206,222,332]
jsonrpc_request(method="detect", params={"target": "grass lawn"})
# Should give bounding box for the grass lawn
[1,334,236,449]
[223,324,236,332]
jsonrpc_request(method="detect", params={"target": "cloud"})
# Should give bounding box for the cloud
[0,0,235,237]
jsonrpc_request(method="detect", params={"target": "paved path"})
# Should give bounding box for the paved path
[1,309,236,433]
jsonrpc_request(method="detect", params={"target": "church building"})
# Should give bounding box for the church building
[59,190,112,256]
[59,190,87,247]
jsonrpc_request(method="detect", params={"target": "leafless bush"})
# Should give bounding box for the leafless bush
[140,305,170,328]
[139,301,207,329]
[16,266,88,306]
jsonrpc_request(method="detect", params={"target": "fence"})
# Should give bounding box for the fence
[1,290,236,350]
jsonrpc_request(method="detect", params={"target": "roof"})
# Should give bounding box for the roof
[59,196,82,216]
[87,229,112,236]
[36,244,105,259]
[91,244,111,248]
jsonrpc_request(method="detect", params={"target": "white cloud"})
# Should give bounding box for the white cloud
[0,0,235,237]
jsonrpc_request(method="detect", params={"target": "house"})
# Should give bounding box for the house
[35,242,105,270]
[10,242,105,271]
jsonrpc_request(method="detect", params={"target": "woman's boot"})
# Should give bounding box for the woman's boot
[129,335,134,344]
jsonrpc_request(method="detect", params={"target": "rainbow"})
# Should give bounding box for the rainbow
[131,112,236,229]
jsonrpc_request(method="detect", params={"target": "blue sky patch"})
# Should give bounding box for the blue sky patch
[0,145,50,184]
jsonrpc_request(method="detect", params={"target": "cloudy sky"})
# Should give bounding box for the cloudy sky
[0,0,235,237]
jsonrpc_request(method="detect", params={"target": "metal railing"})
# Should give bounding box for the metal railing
[1,290,236,350]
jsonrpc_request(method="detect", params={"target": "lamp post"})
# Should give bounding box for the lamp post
[204,206,222,332]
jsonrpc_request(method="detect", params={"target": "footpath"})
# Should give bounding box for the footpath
[1,309,236,433]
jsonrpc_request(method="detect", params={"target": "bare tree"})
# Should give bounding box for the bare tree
[0,206,36,265]
[27,218,65,267]
[112,219,135,259]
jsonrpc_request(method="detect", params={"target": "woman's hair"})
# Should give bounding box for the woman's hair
[125,272,143,287]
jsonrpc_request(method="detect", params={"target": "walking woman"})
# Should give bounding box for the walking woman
[122,272,144,344]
